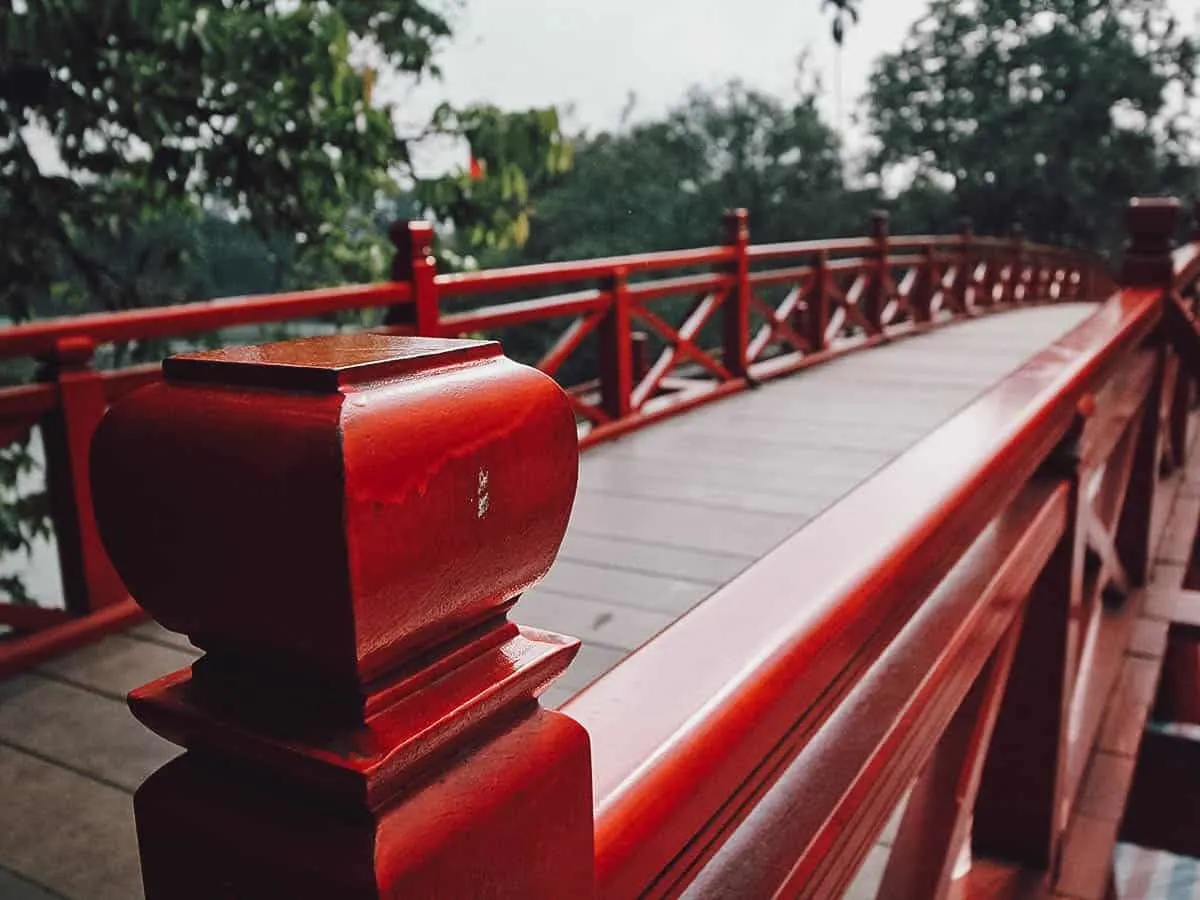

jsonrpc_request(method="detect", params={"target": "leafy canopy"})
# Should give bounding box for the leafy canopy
[0,0,569,321]
[865,0,1200,253]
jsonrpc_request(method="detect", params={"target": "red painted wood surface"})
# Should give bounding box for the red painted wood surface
[92,334,594,898]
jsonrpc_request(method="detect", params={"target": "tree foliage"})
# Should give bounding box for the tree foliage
[498,80,868,267]
[473,80,879,378]
[866,0,1200,254]
[1,0,570,323]
[0,0,569,603]
[822,0,860,47]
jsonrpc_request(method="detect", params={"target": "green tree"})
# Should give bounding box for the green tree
[473,80,872,380]
[822,0,860,46]
[0,0,569,604]
[1,1,571,322]
[865,0,1200,255]
[508,79,860,266]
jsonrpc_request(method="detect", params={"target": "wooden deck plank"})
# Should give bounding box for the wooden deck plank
[555,531,750,585]
[0,866,65,900]
[534,558,715,616]
[515,588,675,652]
[37,635,197,701]
[0,675,176,792]
[578,472,828,518]
[0,745,143,900]
[580,450,872,498]
[567,491,801,557]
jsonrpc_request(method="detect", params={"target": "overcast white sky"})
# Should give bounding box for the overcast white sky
[22,0,1200,178]
[395,0,931,169]
[395,0,1200,174]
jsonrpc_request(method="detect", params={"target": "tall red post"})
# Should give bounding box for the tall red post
[911,245,936,325]
[1117,198,1180,582]
[38,336,125,614]
[1009,224,1025,305]
[722,208,751,378]
[807,250,831,351]
[91,334,595,898]
[867,210,889,331]
[974,427,1085,873]
[1120,198,1179,288]
[384,220,441,334]
[957,217,974,313]
[598,266,634,419]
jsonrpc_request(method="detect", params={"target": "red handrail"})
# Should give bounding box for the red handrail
[565,283,1161,896]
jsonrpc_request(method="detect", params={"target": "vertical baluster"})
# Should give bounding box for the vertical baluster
[868,210,889,331]
[1116,197,1180,582]
[809,250,830,352]
[1010,225,1025,305]
[93,334,595,899]
[723,208,750,377]
[973,425,1085,873]
[385,220,440,335]
[912,245,936,325]
[599,266,633,419]
[38,336,125,614]
[957,217,974,314]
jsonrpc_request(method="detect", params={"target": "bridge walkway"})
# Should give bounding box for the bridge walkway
[0,302,1136,899]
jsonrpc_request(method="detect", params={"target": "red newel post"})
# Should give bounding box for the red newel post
[807,250,831,351]
[974,423,1086,872]
[722,208,751,378]
[867,210,889,331]
[911,245,936,325]
[38,336,125,614]
[1009,224,1025,305]
[384,220,441,334]
[598,266,634,419]
[1117,198,1179,582]
[957,217,974,313]
[91,334,595,898]
[1121,197,1180,288]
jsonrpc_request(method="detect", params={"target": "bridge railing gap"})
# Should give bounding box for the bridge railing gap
[70,195,1200,896]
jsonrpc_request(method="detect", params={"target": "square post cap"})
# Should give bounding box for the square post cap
[91,334,580,691]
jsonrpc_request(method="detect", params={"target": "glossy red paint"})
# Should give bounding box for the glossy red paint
[563,284,1161,898]
[92,334,594,898]
[94,334,579,687]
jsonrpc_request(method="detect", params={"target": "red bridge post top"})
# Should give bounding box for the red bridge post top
[92,333,580,693]
[723,207,749,242]
[1123,196,1180,287]
[870,209,889,239]
[389,219,435,273]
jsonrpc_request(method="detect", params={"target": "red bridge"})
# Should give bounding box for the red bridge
[0,199,1197,898]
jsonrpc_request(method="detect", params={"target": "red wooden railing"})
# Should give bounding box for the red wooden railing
[87,197,1199,897]
[0,211,1114,675]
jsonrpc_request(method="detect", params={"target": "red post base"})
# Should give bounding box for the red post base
[136,708,594,899]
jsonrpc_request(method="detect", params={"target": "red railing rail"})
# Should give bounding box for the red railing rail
[0,209,1116,674]
[92,197,1200,898]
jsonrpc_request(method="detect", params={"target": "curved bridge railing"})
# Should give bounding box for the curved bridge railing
[0,211,1113,673]
[86,197,1200,898]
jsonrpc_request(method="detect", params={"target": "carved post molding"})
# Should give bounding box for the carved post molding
[92,334,594,898]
